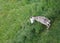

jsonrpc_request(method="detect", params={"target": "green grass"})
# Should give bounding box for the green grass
[0,0,60,43]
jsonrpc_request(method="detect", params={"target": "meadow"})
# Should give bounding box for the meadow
[0,0,60,43]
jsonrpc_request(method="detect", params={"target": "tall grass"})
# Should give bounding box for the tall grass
[0,0,60,43]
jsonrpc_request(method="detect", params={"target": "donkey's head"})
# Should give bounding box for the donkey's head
[30,17,35,24]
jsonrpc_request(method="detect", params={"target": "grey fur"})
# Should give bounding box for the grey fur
[30,16,51,29]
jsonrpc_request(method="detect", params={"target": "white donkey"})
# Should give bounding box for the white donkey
[30,16,51,29]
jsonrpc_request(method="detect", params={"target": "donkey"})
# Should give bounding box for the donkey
[30,16,51,29]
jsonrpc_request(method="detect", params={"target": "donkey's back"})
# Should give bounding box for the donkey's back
[34,16,50,23]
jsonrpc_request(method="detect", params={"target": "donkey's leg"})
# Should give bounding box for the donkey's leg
[46,23,50,29]
[46,25,49,29]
